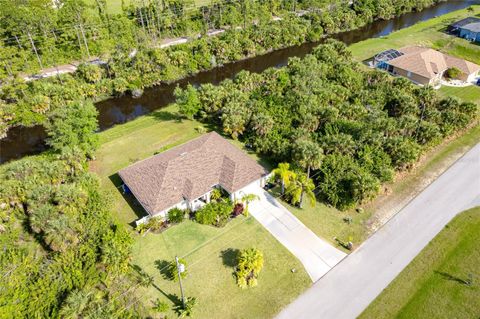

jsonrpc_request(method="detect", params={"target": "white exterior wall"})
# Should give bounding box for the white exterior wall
[152,199,189,218]
[467,72,479,83]
[230,174,271,201]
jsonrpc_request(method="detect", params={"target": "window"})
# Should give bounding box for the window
[407,71,412,78]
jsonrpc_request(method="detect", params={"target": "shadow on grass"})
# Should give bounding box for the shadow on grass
[435,271,473,286]
[154,259,173,280]
[220,248,239,268]
[108,173,148,227]
[148,110,182,122]
[152,283,183,307]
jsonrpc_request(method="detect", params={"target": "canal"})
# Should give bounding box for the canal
[1,0,479,163]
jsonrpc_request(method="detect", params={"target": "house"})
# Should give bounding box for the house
[374,46,480,86]
[448,17,480,43]
[119,132,269,219]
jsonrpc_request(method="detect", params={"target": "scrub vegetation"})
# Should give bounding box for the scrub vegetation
[174,40,478,211]
[0,0,447,135]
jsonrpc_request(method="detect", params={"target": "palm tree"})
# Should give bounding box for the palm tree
[286,173,316,208]
[239,193,260,215]
[272,163,296,194]
[293,139,324,178]
[59,289,91,319]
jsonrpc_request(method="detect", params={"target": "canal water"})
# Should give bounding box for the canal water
[1,0,479,163]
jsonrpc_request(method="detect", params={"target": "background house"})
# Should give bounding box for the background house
[448,17,480,43]
[374,46,480,86]
[119,132,269,219]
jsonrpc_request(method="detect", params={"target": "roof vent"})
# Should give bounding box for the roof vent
[180,152,188,156]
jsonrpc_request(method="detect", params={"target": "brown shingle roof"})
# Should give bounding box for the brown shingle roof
[118,132,268,215]
[387,46,480,80]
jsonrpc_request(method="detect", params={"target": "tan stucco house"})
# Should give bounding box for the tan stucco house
[374,46,480,86]
[119,132,269,220]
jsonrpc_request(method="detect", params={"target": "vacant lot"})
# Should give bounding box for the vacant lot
[360,207,480,319]
[349,6,480,63]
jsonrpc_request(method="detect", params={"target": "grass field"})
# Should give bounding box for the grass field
[349,5,480,63]
[132,217,311,318]
[438,85,480,105]
[85,0,212,14]
[360,207,480,319]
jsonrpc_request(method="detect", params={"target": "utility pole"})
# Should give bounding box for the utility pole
[175,256,186,308]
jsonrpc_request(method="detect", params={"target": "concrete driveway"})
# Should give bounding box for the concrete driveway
[241,184,346,282]
[276,143,480,319]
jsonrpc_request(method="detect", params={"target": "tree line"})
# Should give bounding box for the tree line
[0,0,444,136]
[174,40,478,209]
[0,101,153,317]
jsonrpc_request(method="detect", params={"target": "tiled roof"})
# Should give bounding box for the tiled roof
[119,132,268,215]
[387,46,480,80]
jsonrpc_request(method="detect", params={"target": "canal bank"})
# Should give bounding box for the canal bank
[1,0,479,163]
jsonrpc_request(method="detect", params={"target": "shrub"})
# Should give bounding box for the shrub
[147,217,165,232]
[178,297,197,318]
[195,201,232,227]
[235,248,264,288]
[168,208,185,224]
[232,203,244,217]
[210,188,222,202]
[152,299,169,313]
[76,63,103,83]
[445,67,462,79]
[168,258,188,282]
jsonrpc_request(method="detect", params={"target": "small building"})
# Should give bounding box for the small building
[374,46,480,86]
[119,132,269,219]
[448,17,480,43]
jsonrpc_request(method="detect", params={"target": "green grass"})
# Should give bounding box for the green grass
[349,6,480,63]
[85,0,212,14]
[268,186,365,252]
[360,207,480,319]
[438,85,480,105]
[132,216,311,318]
[92,104,205,225]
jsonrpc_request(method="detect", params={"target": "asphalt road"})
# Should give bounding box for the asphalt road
[277,143,480,319]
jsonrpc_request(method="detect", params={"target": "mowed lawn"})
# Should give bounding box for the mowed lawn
[439,85,480,105]
[132,217,311,318]
[349,6,480,63]
[360,207,480,319]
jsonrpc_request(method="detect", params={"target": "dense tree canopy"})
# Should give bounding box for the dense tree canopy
[175,40,478,209]
[0,0,446,136]
[0,99,147,318]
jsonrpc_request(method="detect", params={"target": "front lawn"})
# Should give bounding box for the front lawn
[360,207,480,319]
[131,217,311,318]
